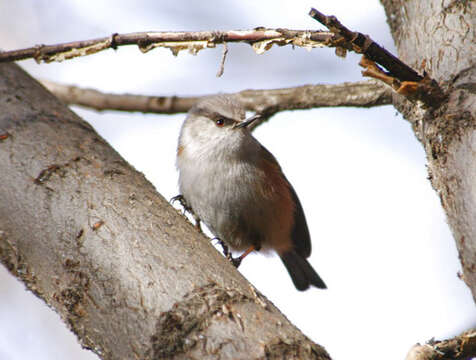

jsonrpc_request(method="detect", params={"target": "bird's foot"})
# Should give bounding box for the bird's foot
[232,246,257,268]
[171,194,202,232]
[213,238,243,268]
[170,194,190,212]
[214,238,230,257]
[230,256,242,268]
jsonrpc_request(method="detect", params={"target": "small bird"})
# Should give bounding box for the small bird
[176,95,326,291]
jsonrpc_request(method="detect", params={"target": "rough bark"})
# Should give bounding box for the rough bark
[405,328,476,360]
[0,62,330,360]
[380,0,476,301]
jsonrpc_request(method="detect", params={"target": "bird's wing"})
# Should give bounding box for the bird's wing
[258,144,312,258]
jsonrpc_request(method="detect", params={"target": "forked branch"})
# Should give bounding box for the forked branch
[309,8,446,107]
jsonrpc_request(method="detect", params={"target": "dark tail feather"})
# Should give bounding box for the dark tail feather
[281,251,327,291]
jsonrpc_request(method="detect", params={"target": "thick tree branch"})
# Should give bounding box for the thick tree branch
[41,79,392,118]
[379,0,476,301]
[0,62,331,360]
[0,29,336,63]
[405,329,476,360]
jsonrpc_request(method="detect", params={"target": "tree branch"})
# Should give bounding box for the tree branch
[379,0,476,302]
[309,8,446,107]
[0,62,331,360]
[405,329,476,360]
[0,29,336,63]
[309,8,421,82]
[40,79,392,119]
[0,8,444,108]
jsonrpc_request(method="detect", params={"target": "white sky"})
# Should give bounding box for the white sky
[0,1,474,360]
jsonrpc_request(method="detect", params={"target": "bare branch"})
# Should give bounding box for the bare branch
[0,29,336,63]
[309,8,446,107]
[40,79,392,119]
[405,329,476,360]
[309,8,421,82]
[40,79,199,114]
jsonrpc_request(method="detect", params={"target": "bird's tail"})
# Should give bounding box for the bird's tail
[280,251,327,291]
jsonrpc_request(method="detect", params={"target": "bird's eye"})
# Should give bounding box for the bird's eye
[215,118,225,127]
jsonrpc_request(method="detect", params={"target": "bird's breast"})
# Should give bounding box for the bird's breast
[178,148,295,253]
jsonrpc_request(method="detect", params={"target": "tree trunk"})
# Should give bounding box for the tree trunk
[0,62,330,360]
[380,0,476,301]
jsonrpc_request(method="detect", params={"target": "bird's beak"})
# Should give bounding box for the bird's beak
[233,114,261,129]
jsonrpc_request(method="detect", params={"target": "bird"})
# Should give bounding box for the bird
[175,94,326,291]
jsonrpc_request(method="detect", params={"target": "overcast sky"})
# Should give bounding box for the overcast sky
[0,1,475,360]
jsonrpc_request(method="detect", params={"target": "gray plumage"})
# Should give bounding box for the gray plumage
[176,95,326,290]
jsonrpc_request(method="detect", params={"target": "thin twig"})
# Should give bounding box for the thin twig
[0,29,335,63]
[41,79,393,120]
[216,43,228,77]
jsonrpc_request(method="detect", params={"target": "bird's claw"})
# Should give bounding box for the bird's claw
[170,194,189,210]
[214,237,230,257]
[230,256,242,268]
[171,194,202,231]
[213,238,242,267]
